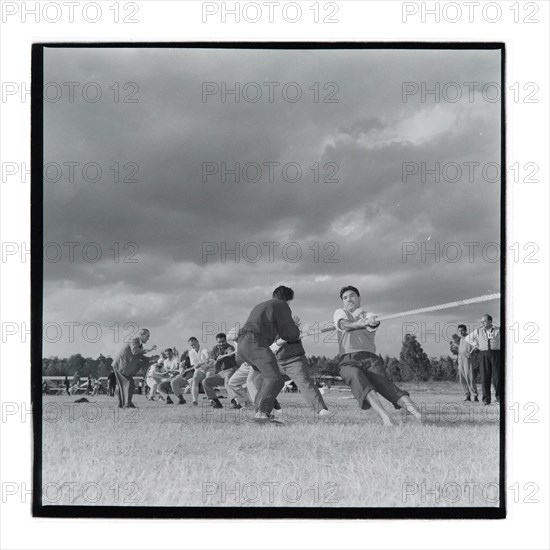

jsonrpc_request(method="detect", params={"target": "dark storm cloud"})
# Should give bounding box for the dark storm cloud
[42,47,501,358]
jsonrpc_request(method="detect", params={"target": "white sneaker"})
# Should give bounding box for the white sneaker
[318,408,330,417]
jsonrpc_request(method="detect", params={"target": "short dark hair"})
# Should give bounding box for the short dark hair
[164,347,173,353]
[188,337,198,343]
[339,285,360,300]
[482,314,493,321]
[272,285,294,301]
[216,333,226,340]
[457,324,467,331]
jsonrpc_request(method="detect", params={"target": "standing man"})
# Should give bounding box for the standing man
[457,324,478,402]
[203,333,239,409]
[237,285,300,422]
[107,371,117,397]
[63,375,70,396]
[112,328,157,409]
[188,337,215,406]
[334,286,423,426]
[466,314,501,405]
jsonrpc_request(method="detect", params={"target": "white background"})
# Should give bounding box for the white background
[0,1,548,549]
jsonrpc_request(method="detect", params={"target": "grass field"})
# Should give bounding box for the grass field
[41,382,500,508]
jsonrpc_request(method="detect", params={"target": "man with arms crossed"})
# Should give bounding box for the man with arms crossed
[237,285,300,422]
[465,314,501,405]
[334,286,422,426]
[112,328,157,408]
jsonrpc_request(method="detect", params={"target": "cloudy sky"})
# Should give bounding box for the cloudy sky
[42,46,501,359]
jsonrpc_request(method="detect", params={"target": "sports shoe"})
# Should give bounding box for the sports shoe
[192,401,198,406]
[166,396,174,405]
[318,408,331,417]
[210,399,223,409]
[463,396,471,402]
[177,395,186,405]
[474,396,479,402]
[230,402,242,409]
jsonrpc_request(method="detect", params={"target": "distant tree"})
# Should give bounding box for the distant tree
[399,334,432,384]
[386,357,402,382]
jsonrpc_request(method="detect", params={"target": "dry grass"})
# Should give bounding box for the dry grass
[41,382,500,508]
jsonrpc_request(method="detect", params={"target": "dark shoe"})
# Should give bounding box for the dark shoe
[483,400,491,406]
[166,396,174,405]
[463,396,471,402]
[125,403,137,409]
[177,395,186,405]
[273,399,281,411]
[474,396,479,402]
[193,401,198,406]
[230,402,242,409]
[210,399,223,409]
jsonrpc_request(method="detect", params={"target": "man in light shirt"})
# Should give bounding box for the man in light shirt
[465,314,501,405]
[188,336,215,406]
[457,324,478,402]
[334,286,423,426]
[160,347,188,405]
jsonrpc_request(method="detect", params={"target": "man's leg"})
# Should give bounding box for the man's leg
[464,357,478,399]
[239,340,284,416]
[227,364,253,406]
[480,352,492,404]
[457,356,471,399]
[157,380,174,404]
[146,377,159,400]
[191,369,207,405]
[219,369,239,402]
[171,375,188,404]
[339,363,393,426]
[246,367,262,403]
[202,373,224,408]
[113,370,125,408]
[125,375,135,407]
[360,355,419,420]
[491,351,501,402]
[279,355,327,413]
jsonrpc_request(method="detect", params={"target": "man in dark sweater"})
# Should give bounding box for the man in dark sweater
[237,286,300,422]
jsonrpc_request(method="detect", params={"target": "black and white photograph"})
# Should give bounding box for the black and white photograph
[33,42,504,517]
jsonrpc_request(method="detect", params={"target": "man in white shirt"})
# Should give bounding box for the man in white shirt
[188,336,215,406]
[334,286,423,426]
[465,314,501,405]
[160,348,188,405]
[146,361,166,401]
[457,324,478,402]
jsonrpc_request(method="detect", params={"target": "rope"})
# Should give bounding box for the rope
[301,292,501,338]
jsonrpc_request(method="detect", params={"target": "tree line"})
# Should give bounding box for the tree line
[42,334,477,384]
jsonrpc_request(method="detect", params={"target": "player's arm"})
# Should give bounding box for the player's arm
[131,338,157,355]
